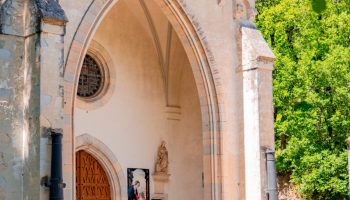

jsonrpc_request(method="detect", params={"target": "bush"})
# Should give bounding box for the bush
[256,0,350,199]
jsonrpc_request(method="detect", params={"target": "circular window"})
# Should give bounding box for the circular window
[76,40,115,110]
[77,54,105,99]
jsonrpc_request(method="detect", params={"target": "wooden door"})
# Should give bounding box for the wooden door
[76,150,111,200]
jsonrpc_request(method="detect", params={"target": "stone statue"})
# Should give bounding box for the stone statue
[155,141,168,174]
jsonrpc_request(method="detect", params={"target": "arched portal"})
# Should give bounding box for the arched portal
[76,150,111,200]
[75,134,126,200]
[63,0,223,199]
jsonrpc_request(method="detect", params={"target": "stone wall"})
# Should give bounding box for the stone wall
[0,1,67,199]
[0,30,40,200]
[0,0,276,199]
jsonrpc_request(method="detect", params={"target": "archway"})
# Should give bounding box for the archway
[63,0,223,199]
[76,134,127,200]
[76,150,111,200]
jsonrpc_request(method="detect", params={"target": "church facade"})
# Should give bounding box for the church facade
[0,0,276,199]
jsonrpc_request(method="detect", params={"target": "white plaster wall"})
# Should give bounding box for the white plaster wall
[75,0,166,176]
[167,59,204,200]
[74,2,203,199]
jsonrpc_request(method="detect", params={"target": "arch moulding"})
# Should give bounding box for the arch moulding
[76,134,127,200]
[63,0,223,200]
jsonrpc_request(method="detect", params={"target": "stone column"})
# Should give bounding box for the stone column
[0,0,67,199]
[38,20,68,200]
[241,21,276,200]
[35,1,68,199]
[0,1,40,199]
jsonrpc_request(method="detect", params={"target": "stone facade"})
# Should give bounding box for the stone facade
[0,0,275,199]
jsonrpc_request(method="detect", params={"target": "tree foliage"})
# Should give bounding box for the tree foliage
[255,0,350,199]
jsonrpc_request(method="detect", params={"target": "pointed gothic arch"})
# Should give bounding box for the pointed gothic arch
[76,134,127,200]
[63,1,224,199]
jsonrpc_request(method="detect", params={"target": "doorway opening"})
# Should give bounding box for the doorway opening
[76,150,112,200]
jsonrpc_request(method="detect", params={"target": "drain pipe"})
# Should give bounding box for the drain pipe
[42,128,66,200]
[266,149,278,200]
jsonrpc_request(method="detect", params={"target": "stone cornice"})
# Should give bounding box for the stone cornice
[0,0,67,36]
[241,21,276,71]
[36,0,68,26]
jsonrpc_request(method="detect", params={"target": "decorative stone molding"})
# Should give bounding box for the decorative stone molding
[165,106,181,121]
[76,133,127,200]
[152,193,168,200]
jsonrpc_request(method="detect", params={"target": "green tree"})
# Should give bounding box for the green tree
[255,0,350,199]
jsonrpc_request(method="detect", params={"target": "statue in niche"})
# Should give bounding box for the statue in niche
[155,141,168,175]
